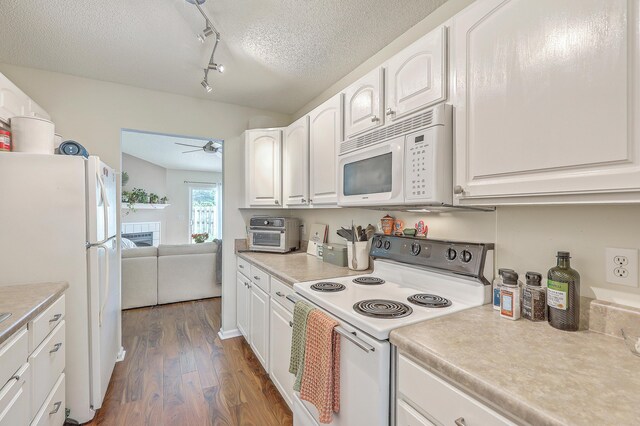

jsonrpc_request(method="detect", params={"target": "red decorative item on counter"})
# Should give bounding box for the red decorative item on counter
[0,130,10,152]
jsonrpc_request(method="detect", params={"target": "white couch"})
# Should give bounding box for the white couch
[121,241,221,309]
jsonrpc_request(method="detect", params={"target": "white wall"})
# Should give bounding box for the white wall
[0,63,291,334]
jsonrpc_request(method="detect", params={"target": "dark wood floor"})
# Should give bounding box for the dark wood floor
[86,298,293,425]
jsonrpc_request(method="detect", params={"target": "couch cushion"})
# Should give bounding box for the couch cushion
[158,242,217,256]
[122,246,158,258]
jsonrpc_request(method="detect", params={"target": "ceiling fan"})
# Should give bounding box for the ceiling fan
[175,140,222,156]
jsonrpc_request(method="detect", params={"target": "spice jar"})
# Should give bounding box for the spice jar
[500,271,521,320]
[0,130,10,152]
[522,272,546,321]
[380,215,395,235]
[493,268,514,311]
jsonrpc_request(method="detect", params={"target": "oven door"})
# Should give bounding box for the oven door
[291,299,390,426]
[248,229,285,252]
[337,136,404,206]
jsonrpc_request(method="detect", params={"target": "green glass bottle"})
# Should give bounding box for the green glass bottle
[547,251,580,331]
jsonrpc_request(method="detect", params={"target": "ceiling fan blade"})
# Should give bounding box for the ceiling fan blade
[176,142,202,148]
[182,149,202,153]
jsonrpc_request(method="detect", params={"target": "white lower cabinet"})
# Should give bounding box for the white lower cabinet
[0,363,30,426]
[397,354,515,426]
[249,284,270,370]
[236,275,250,339]
[0,292,65,426]
[269,299,294,409]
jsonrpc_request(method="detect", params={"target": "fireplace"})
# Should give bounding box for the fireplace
[122,232,154,247]
[121,222,160,247]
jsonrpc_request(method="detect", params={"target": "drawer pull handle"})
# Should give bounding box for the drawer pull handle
[50,343,63,354]
[50,401,62,415]
[276,291,285,297]
[454,418,467,426]
[239,265,244,269]
[289,321,293,328]
[253,276,260,280]
[49,314,62,323]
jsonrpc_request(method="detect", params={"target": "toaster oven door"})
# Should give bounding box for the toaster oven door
[249,230,285,252]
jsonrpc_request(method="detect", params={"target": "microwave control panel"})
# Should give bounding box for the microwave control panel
[405,132,434,201]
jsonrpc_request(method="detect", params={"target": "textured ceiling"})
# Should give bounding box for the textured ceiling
[0,0,447,114]
[122,131,222,173]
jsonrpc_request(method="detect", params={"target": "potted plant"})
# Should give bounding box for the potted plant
[149,193,159,204]
[122,171,129,187]
[130,188,149,204]
[160,196,169,204]
[192,232,209,244]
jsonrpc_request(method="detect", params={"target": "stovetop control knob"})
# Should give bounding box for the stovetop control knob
[410,242,421,256]
[383,240,391,250]
[263,220,269,226]
[461,250,473,263]
[375,238,383,249]
[446,248,457,261]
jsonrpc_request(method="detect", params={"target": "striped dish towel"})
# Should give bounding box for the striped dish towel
[300,310,340,424]
[289,300,315,392]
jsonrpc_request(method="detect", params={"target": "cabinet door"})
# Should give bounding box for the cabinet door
[283,116,310,206]
[236,275,250,339]
[0,73,27,124]
[0,363,30,426]
[309,93,342,205]
[246,129,282,207]
[343,67,384,139]
[453,0,640,204]
[269,300,294,409]
[249,284,270,371]
[386,26,447,121]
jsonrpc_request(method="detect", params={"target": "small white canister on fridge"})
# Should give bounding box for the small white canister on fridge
[10,116,55,154]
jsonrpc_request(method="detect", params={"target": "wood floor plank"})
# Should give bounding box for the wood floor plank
[89,298,292,426]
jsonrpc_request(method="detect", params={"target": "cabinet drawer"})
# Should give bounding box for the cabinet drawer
[29,321,65,420]
[398,355,515,426]
[237,257,251,277]
[270,277,295,313]
[250,265,270,293]
[0,327,28,390]
[0,363,30,426]
[30,295,65,352]
[31,373,65,426]
[397,399,436,426]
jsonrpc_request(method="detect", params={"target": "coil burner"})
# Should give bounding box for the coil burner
[310,282,346,292]
[353,299,413,319]
[407,294,452,308]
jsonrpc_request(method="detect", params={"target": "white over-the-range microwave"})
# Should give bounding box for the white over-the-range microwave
[338,103,452,207]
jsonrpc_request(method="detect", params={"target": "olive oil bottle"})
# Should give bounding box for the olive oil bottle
[547,251,580,331]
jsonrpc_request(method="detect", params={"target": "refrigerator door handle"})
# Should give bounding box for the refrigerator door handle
[86,235,116,249]
[93,240,113,327]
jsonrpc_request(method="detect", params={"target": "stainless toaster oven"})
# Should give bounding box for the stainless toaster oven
[248,217,300,253]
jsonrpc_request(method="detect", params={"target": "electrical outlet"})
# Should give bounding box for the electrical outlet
[606,248,638,287]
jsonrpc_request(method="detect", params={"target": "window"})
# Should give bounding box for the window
[189,184,220,242]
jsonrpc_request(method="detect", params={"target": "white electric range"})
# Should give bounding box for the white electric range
[291,235,494,426]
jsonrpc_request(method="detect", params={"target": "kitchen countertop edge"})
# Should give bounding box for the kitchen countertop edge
[0,281,69,346]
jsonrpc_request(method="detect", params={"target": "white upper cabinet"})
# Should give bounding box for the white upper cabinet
[0,72,50,124]
[343,67,384,139]
[386,26,447,121]
[245,129,283,207]
[452,0,640,204]
[309,93,343,205]
[283,116,310,206]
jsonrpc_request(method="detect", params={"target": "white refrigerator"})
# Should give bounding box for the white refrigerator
[0,152,123,423]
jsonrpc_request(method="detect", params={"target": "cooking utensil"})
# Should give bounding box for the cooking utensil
[365,224,376,241]
[356,226,363,241]
[351,223,358,270]
[337,229,352,240]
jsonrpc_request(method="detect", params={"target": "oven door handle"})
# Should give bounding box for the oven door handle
[286,294,375,353]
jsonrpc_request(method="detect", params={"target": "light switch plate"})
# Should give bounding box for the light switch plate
[605,248,638,287]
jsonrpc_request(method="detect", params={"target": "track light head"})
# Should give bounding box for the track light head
[207,63,224,73]
[197,27,214,43]
[201,79,212,93]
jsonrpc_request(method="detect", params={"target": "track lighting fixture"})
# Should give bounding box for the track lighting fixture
[197,26,214,43]
[186,0,224,93]
[201,79,212,93]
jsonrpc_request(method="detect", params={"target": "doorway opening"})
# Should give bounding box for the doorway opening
[119,128,224,310]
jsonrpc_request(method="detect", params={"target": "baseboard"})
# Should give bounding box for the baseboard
[218,328,242,340]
